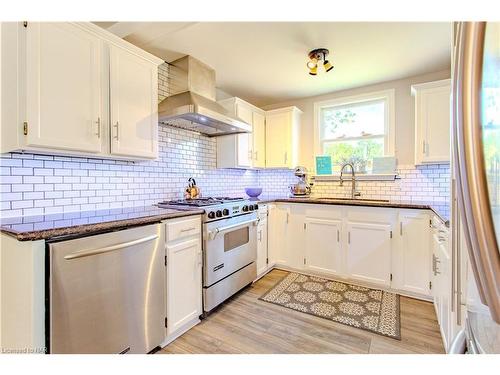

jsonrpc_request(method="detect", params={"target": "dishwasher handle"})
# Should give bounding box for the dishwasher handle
[63,234,159,260]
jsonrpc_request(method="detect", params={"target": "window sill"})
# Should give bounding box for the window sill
[312,173,400,182]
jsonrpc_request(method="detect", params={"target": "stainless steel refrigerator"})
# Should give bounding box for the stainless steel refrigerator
[451,21,500,354]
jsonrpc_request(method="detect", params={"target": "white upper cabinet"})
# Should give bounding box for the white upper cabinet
[265,106,302,169]
[235,102,253,168]
[252,111,266,168]
[109,45,158,159]
[216,100,300,169]
[216,97,265,169]
[1,22,163,160]
[412,79,451,165]
[26,23,103,153]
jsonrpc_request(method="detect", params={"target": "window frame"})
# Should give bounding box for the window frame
[313,89,396,173]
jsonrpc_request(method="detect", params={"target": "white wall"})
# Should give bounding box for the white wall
[262,69,451,169]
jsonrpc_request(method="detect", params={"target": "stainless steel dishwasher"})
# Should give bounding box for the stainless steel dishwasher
[48,224,166,354]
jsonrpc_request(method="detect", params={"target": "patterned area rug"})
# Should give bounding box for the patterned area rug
[259,272,401,339]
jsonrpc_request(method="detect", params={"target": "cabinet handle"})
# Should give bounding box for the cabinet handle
[286,212,289,223]
[254,151,258,161]
[248,150,253,160]
[258,230,262,242]
[114,121,120,140]
[337,229,340,242]
[284,152,288,165]
[432,254,441,275]
[400,222,403,236]
[348,231,351,244]
[422,140,426,154]
[95,117,101,138]
[180,227,196,233]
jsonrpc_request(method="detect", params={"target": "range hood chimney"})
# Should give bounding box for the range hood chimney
[158,56,251,137]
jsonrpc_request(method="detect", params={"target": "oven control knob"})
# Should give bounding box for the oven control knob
[248,205,254,211]
[207,211,215,219]
[222,208,230,216]
[253,204,259,210]
[242,205,248,212]
[216,210,222,217]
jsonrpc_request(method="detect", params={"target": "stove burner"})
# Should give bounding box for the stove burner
[159,197,245,207]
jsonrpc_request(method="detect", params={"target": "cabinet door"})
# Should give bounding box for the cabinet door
[265,111,290,168]
[437,239,451,351]
[268,205,288,266]
[346,221,392,287]
[26,23,102,153]
[109,45,158,159]
[252,111,266,168]
[431,232,441,309]
[397,211,431,296]
[416,83,451,164]
[304,218,342,277]
[166,238,202,335]
[256,218,268,276]
[235,103,253,167]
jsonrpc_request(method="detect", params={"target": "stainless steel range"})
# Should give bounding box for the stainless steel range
[158,197,259,312]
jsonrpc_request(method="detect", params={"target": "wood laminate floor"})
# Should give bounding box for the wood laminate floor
[160,269,445,354]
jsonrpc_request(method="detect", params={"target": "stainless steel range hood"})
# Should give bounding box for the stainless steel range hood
[158,56,251,137]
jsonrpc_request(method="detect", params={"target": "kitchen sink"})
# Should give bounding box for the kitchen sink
[317,197,390,203]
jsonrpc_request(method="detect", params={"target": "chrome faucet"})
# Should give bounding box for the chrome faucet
[339,163,361,199]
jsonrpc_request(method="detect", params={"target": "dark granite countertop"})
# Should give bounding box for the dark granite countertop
[250,195,450,226]
[0,206,204,241]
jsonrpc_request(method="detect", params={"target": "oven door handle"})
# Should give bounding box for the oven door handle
[209,218,259,240]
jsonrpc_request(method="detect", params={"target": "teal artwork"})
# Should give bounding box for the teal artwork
[315,156,332,175]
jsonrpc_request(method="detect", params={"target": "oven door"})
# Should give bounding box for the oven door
[203,212,258,287]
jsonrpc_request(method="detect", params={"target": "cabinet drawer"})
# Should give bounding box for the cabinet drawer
[166,216,201,242]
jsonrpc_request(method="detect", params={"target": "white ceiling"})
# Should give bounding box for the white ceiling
[96,22,451,107]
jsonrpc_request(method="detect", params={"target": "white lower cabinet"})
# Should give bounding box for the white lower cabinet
[431,217,452,351]
[256,205,269,278]
[346,221,392,287]
[394,210,431,297]
[304,218,342,277]
[267,204,289,266]
[286,205,306,270]
[265,203,433,298]
[164,216,202,343]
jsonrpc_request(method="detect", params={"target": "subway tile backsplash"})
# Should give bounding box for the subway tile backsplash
[258,164,450,202]
[0,123,449,218]
[0,126,258,218]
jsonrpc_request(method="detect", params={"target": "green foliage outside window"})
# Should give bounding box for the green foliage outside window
[321,105,384,172]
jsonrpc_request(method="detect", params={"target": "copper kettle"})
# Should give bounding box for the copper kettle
[184,177,201,199]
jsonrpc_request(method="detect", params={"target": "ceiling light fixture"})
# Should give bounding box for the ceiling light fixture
[307,48,333,75]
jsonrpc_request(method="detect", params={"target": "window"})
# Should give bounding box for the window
[314,90,395,173]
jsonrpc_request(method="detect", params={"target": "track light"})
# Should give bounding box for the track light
[307,48,334,75]
[323,59,333,72]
